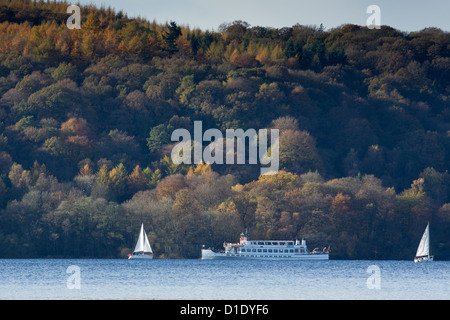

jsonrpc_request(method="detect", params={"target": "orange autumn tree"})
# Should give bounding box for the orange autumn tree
[79,163,93,176]
[127,165,148,194]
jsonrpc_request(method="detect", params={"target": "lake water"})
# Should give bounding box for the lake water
[0,259,448,300]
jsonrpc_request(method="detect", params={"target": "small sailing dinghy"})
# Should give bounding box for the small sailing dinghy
[128,223,153,259]
[414,222,433,263]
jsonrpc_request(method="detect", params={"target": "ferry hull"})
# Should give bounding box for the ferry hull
[201,249,329,260]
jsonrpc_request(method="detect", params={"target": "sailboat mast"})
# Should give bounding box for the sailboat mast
[427,222,430,259]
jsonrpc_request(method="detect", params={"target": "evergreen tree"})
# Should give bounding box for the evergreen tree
[163,21,182,54]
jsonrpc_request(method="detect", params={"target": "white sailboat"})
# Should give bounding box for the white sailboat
[128,224,153,259]
[414,222,433,263]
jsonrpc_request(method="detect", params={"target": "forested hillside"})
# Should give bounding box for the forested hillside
[0,0,449,259]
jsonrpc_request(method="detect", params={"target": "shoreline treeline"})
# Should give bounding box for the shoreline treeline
[0,0,449,259]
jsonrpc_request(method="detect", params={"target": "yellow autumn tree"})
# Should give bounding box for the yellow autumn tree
[270,44,284,63]
[256,46,270,64]
[187,162,213,176]
[96,164,110,185]
[108,163,128,196]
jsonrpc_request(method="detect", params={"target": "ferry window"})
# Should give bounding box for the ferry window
[268,249,272,253]
[273,242,278,245]
[252,249,256,252]
[290,249,294,253]
[280,242,285,245]
[274,249,278,253]
[263,249,267,253]
[300,249,305,253]
[258,242,264,245]
[284,249,289,253]
[294,249,298,253]
[288,242,293,246]
[258,249,262,252]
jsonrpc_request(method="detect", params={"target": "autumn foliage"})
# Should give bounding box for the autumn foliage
[0,0,449,259]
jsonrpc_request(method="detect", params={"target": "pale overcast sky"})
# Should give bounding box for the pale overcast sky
[74,0,450,32]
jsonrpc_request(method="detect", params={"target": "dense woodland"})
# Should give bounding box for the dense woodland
[0,0,449,259]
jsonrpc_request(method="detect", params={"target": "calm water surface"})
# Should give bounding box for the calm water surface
[0,259,448,300]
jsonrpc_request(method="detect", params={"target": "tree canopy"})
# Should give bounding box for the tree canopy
[0,0,449,259]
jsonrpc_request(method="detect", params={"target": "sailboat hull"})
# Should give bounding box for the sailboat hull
[128,254,153,259]
[414,256,433,263]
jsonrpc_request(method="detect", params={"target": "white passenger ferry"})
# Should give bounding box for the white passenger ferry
[201,233,329,260]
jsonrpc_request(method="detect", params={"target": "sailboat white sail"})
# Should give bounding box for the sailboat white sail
[128,224,153,259]
[414,222,433,263]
